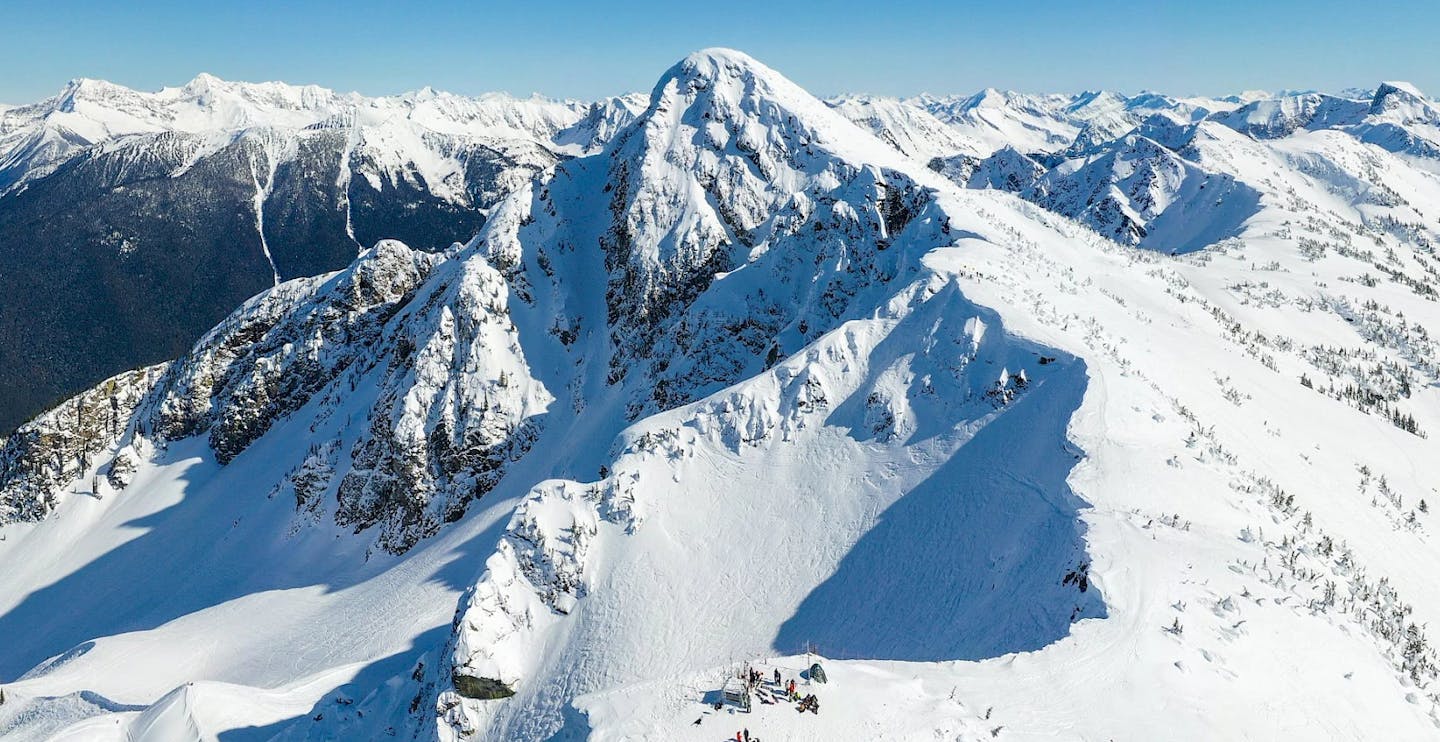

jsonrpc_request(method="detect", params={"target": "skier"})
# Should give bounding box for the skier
[773,668,781,686]
[743,729,750,742]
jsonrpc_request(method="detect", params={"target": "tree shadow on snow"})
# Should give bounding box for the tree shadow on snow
[774,357,1105,661]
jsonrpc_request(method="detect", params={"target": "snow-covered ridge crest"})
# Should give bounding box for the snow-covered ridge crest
[437,256,1102,738]
[0,238,554,553]
[429,49,1105,739]
[141,240,441,463]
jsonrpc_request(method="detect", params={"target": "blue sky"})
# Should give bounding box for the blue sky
[2,0,1437,104]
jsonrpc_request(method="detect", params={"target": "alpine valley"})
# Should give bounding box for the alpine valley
[3,49,1440,740]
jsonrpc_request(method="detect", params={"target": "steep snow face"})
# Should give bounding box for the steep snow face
[441,275,1102,740]
[572,49,954,417]
[1348,82,1440,160]
[1368,81,1437,122]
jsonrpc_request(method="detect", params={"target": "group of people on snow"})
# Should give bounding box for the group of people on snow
[699,661,827,739]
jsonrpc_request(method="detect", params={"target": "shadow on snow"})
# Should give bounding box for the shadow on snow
[774,356,1105,661]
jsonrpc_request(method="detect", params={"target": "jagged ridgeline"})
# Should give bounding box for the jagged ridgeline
[1,50,963,556]
[2,240,552,552]
[0,79,646,433]
[4,46,1440,742]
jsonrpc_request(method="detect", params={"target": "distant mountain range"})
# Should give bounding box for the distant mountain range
[0,75,645,431]
[5,76,1437,433]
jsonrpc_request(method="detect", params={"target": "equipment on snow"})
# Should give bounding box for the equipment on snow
[722,677,752,712]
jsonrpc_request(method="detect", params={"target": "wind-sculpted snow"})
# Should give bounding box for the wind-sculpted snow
[437,267,1101,739]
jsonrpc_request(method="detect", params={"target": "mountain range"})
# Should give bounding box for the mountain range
[0,74,644,431]
[2,49,1440,740]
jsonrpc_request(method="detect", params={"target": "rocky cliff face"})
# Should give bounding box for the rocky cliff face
[0,364,166,523]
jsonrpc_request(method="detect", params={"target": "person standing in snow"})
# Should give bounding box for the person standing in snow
[773,668,781,686]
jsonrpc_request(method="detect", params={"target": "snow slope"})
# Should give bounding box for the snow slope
[3,49,1440,742]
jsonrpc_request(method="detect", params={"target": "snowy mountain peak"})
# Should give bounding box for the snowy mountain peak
[966,87,1010,109]
[1370,80,1433,118]
[1374,80,1426,103]
[7,48,1440,742]
[656,47,800,104]
[178,71,225,92]
[572,46,935,417]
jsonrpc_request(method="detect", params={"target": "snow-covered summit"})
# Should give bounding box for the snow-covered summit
[1373,80,1427,105]
[3,49,1440,742]
[1369,80,1437,122]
